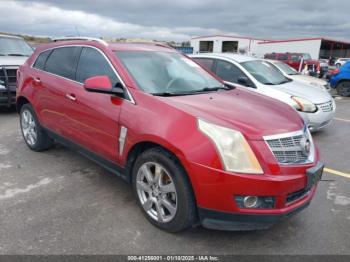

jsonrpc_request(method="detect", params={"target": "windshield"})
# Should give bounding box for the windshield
[241,60,291,85]
[115,51,225,95]
[302,53,311,60]
[0,37,33,56]
[274,61,299,75]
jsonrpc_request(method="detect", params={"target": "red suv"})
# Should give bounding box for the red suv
[264,53,322,77]
[16,38,323,232]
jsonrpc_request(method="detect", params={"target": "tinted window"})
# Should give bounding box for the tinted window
[277,54,288,60]
[264,54,275,59]
[193,58,214,72]
[215,59,246,83]
[291,55,301,61]
[76,47,119,86]
[33,50,52,70]
[45,47,81,80]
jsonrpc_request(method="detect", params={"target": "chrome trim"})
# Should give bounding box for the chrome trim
[263,127,315,165]
[30,45,135,104]
[52,37,108,46]
[118,126,128,157]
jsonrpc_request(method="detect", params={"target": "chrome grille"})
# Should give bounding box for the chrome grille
[318,101,333,112]
[0,67,18,87]
[265,129,313,164]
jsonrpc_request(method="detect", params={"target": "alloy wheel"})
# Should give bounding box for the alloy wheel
[136,162,177,223]
[21,109,37,146]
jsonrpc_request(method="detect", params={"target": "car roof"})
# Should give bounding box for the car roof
[191,53,257,63]
[109,42,176,52]
[34,39,177,54]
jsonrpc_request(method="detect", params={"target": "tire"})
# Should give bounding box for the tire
[132,147,196,232]
[336,81,350,97]
[20,104,53,151]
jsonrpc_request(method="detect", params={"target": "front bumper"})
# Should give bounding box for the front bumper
[298,103,336,132]
[0,86,16,107]
[194,162,324,231]
[198,199,312,231]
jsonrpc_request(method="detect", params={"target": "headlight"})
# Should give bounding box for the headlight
[291,96,317,113]
[198,119,263,174]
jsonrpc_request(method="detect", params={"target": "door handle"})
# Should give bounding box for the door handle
[33,77,41,84]
[66,93,76,101]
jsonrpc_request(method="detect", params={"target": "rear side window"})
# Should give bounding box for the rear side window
[45,47,81,80]
[33,50,52,70]
[215,59,246,83]
[193,58,215,72]
[76,47,119,86]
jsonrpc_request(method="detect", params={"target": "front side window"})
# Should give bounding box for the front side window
[45,47,81,80]
[76,47,119,86]
[0,37,33,56]
[277,54,288,61]
[115,51,224,95]
[241,60,291,85]
[291,55,301,61]
[302,54,311,60]
[215,60,247,83]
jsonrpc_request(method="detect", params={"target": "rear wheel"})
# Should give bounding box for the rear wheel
[132,147,196,232]
[336,81,350,97]
[20,104,53,151]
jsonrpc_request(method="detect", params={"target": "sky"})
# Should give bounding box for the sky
[0,0,349,42]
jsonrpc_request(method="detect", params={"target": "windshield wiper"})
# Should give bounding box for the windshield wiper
[199,85,234,92]
[6,53,29,57]
[152,92,197,97]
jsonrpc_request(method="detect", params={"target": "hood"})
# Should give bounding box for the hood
[289,75,328,87]
[0,56,28,67]
[162,87,304,140]
[270,80,332,104]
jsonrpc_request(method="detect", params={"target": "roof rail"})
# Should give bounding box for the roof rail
[52,37,108,46]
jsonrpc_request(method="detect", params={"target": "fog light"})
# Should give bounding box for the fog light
[243,196,258,208]
[235,196,275,209]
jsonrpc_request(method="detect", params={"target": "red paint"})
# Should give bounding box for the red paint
[17,40,320,215]
[84,75,112,91]
[265,52,320,72]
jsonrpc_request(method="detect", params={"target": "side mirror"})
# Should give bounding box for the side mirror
[84,75,124,95]
[237,76,251,86]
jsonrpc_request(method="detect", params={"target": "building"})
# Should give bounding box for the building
[190,35,268,56]
[190,35,350,59]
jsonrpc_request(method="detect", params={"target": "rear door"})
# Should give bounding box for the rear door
[32,46,81,136]
[63,46,125,163]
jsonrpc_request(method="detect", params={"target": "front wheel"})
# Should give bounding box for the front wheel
[132,147,196,232]
[336,81,350,97]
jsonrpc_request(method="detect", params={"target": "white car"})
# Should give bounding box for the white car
[335,58,350,67]
[191,53,335,132]
[265,59,330,91]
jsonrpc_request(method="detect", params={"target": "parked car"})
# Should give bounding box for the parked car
[0,34,33,107]
[264,53,322,77]
[266,59,330,91]
[191,53,335,132]
[330,60,350,96]
[17,37,323,232]
[334,58,350,68]
[318,59,329,77]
